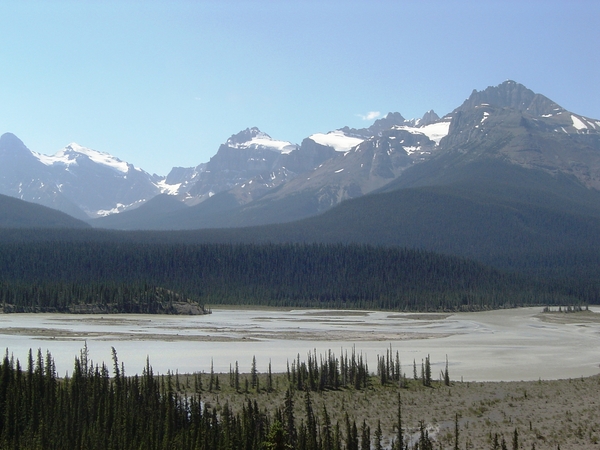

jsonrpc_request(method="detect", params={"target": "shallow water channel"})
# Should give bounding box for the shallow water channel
[0,307,599,381]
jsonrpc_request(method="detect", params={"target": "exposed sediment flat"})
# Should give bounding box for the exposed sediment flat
[0,307,598,382]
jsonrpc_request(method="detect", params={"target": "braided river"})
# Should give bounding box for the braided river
[1,307,599,381]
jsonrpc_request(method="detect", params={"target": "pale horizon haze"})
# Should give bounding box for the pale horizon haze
[1,0,598,175]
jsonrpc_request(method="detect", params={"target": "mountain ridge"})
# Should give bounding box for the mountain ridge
[3,80,600,232]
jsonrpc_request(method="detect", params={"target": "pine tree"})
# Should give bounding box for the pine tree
[322,404,333,450]
[267,360,273,392]
[208,359,215,392]
[444,355,450,386]
[360,420,370,450]
[283,388,297,449]
[454,413,460,450]
[305,390,318,450]
[395,394,404,450]
[251,355,258,389]
[374,420,383,450]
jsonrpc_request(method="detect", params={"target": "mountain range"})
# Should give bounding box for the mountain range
[0,91,452,228]
[2,80,600,246]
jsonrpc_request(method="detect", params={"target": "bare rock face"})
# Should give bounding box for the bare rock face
[442,81,600,189]
[456,80,564,117]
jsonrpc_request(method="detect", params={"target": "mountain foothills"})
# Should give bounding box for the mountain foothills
[0,193,90,229]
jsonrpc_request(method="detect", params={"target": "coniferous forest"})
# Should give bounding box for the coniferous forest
[0,346,486,450]
[0,241,593,313]
[2,344,596,450]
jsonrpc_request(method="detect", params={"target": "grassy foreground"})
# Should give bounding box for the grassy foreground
[189,371,600,450]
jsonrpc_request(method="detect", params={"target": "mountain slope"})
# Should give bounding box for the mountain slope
[0,133,164,219]
[0,193,91,228]
[91,111,451,230]
[7,80,600,234]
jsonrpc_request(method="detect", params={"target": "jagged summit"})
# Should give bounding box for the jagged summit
[418,110,440,126]
[226,127,264,146]
[368,112,407,134]
[224,127,297,154]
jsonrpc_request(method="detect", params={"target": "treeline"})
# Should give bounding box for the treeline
[0,282,208,314]
[0,242,590,311]
[0,347,446,450]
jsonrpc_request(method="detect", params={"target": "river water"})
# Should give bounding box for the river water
[0,307,598,382]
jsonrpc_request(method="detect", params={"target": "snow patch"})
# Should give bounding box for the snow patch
[309,131,364,152]
[233,135,297,154]
[571,115,588,131]
[34,143,130,173]
[404,146,421,155]
[393,120,451,145]
[95,200,144,217]
[334,168,344,173]
[481,112,490,123]
[156,179,181,195]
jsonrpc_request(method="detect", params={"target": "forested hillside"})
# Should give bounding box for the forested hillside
[0,242,590,311]
[0,194,90,229]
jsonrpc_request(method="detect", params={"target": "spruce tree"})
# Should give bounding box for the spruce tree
[444,355,450,386]
[374,420,383,450]
[321,405,333,450]
[395,394,404,450]
[360,420,370,450]
[283,388,297,448]
[454,413,459,450]
[251,355,258,389]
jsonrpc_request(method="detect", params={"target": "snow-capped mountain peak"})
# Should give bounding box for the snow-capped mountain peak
[226,127,297,154]
[34,143,131,173]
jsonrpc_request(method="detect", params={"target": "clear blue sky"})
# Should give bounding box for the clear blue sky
[1,0,598,176]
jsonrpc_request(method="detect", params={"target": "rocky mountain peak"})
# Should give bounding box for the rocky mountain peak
[457,80,564,117]
[340,112,409,138]
[419,110,440,126]
[366,112,408,136]
[226,127,266,146]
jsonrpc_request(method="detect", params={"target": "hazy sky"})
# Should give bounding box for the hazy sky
[1,0,598,175]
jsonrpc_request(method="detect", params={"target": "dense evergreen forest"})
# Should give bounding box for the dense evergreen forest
[0,241,591,312]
